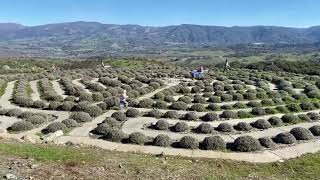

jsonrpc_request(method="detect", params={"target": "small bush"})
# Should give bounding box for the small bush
[233,136,262,152]
[179,136,199,149]
[111,111,127,122]
[93,123,110,135]
[201,112,219,121]
[138,99,154,108]
[154,101,167,109]
[70,112,92,123]
[275,106,290,113]
[153,92,165,100]
[178,96,192,104]
[62,119,79,128]
[84,106,103,117]
[286,104,302,112]
[43,122,67,134]
[251,119,272,129]
[193,96,206,104]
[154,120,170,130]
[26,115,46,125]
[300,102,315,111]
[146,109,163,118]
[196,123,214,134]
[259,137,276,148]
[104,96,120,109]
[125,108,140,117]
[268,116,283,126]
[9,121,34,132]
[237,111,253,118]
[104,129,127,142]
[274,132,296,144]
[201,136,226,150]
[153,134,171,147]
[307,112,320,121]
[234,122,252,131]
[6,109,23,117]
[163,111,180,119]
[208,96,221,103]
[207,103,220,111]
[182,112,198,121]
[189,103,206,112]
[281,114,300,124]
[172,122,189,132]
[170,101,188,110]
[164,96,175,102]
[216,123,234,132]
[102,117,120,128]
[309,125,320,136]
[33,100,47,109]
[128,132,147,145]
[220,110,237,119]
[290,127,314,140]
[251,107,267,116]
[298,114,312,122]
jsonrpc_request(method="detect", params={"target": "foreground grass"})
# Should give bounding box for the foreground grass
[0,140,319,179]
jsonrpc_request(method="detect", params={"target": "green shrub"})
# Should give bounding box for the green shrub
[170,101,188,110]
[201,112,219,121]
[274,132,296,144]
[290,127,314,140]
[251,119,272,129]
[179,136,199,149]
[201,136,226,150]
[172,122,188,132]
[62,119,79,128]
[268,116,283,126]
[125,108,140,117]
[234,122,252,131]
[259,137,276,148]
[9,121,34,132]
[189,103,206,112]
[182,112,198,121]
[70,112,92,123]
[128,132,147,145]
[233,136,262,152]
[153,134,171,147]
[281,114,300,124]
[104,129,127,142]
[43,122,67,134]
[216,123,234,132]
[154,120,170,130]
[309,125,320,136]
[111,111,127,122]
[196,123,214,134]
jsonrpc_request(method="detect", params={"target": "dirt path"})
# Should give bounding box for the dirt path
[0,81,70,139]
[136,80,180,101]
[29,80,41,101]
[51,80,67,99]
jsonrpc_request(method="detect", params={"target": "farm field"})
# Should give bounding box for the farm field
[0,59,320,179]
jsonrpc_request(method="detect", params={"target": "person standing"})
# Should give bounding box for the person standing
[224,59,230,72]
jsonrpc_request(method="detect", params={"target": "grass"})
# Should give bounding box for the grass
[0,82,7,97]
[0,140,320,179]
[25,83,33,97]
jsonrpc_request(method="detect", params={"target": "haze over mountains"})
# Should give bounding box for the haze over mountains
[0,21,320,57]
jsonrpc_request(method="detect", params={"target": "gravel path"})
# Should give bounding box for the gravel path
[29,80,41,101]
[51,80,67,99]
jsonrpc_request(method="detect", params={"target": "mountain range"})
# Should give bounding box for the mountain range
[1,21,320,57]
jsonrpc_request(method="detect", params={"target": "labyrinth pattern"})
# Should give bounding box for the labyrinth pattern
[1,66,320,163]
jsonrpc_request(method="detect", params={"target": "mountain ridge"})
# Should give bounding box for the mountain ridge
[1,21,320,57]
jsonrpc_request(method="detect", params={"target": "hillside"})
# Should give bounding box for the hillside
[1,21,320,57]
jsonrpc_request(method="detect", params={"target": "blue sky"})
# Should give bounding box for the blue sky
[1,0,319,27]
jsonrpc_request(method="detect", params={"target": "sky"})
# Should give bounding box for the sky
[0,0,319,27]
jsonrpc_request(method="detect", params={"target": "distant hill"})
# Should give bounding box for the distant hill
[1,21,320,57]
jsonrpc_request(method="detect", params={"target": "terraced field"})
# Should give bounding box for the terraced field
[1,65,320,163]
